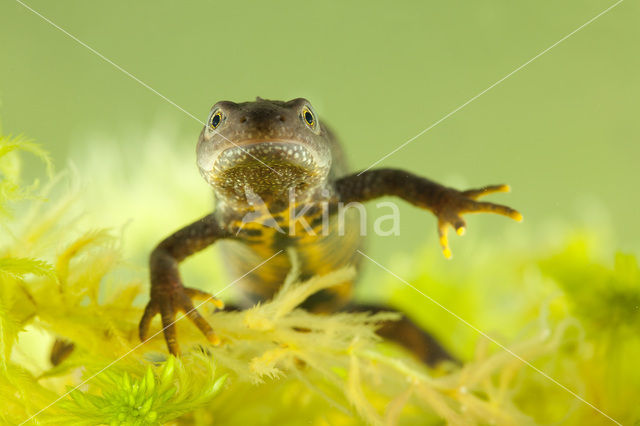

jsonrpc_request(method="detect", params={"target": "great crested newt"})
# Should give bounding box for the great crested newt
[138,97,522,365]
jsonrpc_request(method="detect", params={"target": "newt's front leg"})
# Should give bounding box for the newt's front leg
[139,214,229,355]
[335,169,522,258]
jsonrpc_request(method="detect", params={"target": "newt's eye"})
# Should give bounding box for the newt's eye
[302,107,315,128]
[209,110,223,130]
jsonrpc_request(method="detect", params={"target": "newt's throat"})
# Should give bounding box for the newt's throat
[210,141,328,202]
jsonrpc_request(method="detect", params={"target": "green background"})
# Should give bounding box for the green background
[1,0,638,282]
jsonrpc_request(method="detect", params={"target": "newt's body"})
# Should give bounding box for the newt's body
[139,98,522,364]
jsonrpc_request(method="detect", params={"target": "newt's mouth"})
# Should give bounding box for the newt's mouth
[207,141,328,199]
[213,141,319,174]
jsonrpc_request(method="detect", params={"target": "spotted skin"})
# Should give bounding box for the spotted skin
[138,97,522,363]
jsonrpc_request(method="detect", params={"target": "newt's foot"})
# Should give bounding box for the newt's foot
[139,286,224,355]
[435,184,522,258]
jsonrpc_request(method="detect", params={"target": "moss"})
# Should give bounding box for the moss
[1,131,639,425]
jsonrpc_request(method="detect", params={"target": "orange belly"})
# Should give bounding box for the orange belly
[218,207,363,312]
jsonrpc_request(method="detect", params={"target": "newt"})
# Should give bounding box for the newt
[138,97,522,364]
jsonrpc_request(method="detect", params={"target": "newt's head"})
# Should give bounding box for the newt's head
[197,98,333,204]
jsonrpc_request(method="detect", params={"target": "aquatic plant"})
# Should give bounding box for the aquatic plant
[1,130,637,425]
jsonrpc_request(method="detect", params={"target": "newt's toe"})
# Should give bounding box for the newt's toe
[139,301,159,342]
[437,220,453,259]
[182,298,221,346]
[185,287,225,309]
[461,184,510,200]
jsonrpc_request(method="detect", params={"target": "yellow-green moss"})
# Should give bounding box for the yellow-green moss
[1,132,639,425]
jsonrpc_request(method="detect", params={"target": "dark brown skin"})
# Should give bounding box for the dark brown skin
[139,98,522,363]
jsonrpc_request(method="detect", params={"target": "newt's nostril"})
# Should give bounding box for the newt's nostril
[277,115,285,122]
[240,116,247,123]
